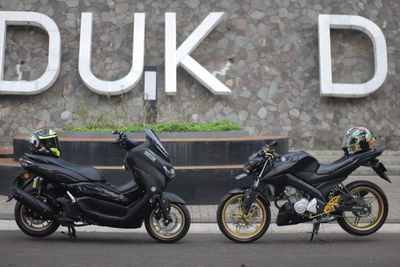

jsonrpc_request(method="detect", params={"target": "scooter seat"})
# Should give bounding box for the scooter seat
[102,180,139,195]
[24,153,106,182]
[66,164,106,182]
[316,156,355,175]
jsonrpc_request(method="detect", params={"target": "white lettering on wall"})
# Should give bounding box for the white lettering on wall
[0,11,61,95]
[78,12,145,96]
[318,14,388,98]
[165,12,231,95]
[0,12,388,99]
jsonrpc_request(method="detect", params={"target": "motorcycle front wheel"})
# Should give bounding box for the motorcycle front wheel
[217,193,271,243]
[337,180,388,236]
[145,203,190,243]
[14,190,60,238]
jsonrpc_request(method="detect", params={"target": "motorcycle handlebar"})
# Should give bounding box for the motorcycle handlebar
[260,148,280,159]
[112,131,120,137]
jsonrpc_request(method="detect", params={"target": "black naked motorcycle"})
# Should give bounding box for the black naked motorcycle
[217,142,390,242]
[8,130,190,242]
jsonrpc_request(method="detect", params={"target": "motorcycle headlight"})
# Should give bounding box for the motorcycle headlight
[163,166,176,179]
[243,156,265,173]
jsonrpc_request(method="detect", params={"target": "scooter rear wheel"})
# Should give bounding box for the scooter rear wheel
[14,190,60,238]
[145,203,190,243]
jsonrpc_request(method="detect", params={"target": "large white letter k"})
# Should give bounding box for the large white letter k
[165,12,231,95]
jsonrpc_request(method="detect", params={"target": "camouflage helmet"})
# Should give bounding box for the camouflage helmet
[342,127,376,155]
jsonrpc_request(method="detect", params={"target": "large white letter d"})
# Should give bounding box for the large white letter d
[0,11,61,95]
[319,14,387,98]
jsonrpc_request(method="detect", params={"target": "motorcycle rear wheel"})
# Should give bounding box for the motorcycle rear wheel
[337,180,388,236]
[145,203,190,243]
[217,193,271,243]
[14,190,60,238]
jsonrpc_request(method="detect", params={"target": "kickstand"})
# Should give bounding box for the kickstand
[61,226,77,240]
[310,221,328,243]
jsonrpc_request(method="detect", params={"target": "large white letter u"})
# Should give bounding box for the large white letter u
[78,13,145,96]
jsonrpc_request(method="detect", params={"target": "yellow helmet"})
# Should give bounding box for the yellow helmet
[27,129,61,157]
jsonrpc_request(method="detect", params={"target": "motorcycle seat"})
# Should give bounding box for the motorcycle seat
[316,156,355,175]
[24,153,106,182]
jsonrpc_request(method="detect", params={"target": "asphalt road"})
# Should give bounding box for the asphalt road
[0,231,399,267]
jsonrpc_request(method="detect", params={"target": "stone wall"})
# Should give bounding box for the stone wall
[0,0,399,150]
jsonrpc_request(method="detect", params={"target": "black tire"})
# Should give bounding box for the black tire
[14,190,60,238]
[145,203,190,243]
[337,180,388,236]
[217,193,271,243]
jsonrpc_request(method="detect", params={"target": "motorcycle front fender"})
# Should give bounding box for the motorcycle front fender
[219,187,270,213]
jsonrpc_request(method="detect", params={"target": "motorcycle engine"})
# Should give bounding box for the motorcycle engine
[284,186,317,214]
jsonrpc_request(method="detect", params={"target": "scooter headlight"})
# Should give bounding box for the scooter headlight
[163,166,175,179]
[20,158,35,168]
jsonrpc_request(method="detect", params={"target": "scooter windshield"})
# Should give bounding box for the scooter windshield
[144,129,170,159]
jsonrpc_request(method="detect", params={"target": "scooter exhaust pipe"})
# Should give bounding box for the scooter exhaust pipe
[10,187,56,215]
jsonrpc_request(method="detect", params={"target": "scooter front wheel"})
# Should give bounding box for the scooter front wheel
[145,203,190,243]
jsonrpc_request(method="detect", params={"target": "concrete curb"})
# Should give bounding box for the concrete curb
[1,220,400,234]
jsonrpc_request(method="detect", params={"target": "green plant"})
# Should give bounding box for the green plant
[63,120,244,133]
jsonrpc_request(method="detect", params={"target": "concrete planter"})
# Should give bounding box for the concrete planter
[56,130,250,139]
[14,131,289,166]
[10,131,289,204]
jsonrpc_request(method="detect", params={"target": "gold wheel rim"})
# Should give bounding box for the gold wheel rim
[149,204,185,239]
[343,186,384,231]
[221,194,267,239]
[19,204,54,232]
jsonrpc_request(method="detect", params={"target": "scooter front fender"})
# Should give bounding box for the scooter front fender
[163,192,186,204]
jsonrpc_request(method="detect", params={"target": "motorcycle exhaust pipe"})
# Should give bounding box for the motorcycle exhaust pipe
[10,187,56,215]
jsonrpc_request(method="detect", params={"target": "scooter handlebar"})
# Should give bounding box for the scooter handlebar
[111,130,140,150]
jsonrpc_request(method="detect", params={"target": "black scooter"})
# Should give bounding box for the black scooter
[217,142,390,243]
[9,129,191,242]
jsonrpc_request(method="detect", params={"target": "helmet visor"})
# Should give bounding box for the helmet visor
[41,137,61,157]
[342,134,352,148]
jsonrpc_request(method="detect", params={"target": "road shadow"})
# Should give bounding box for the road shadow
[5,230,386,246]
